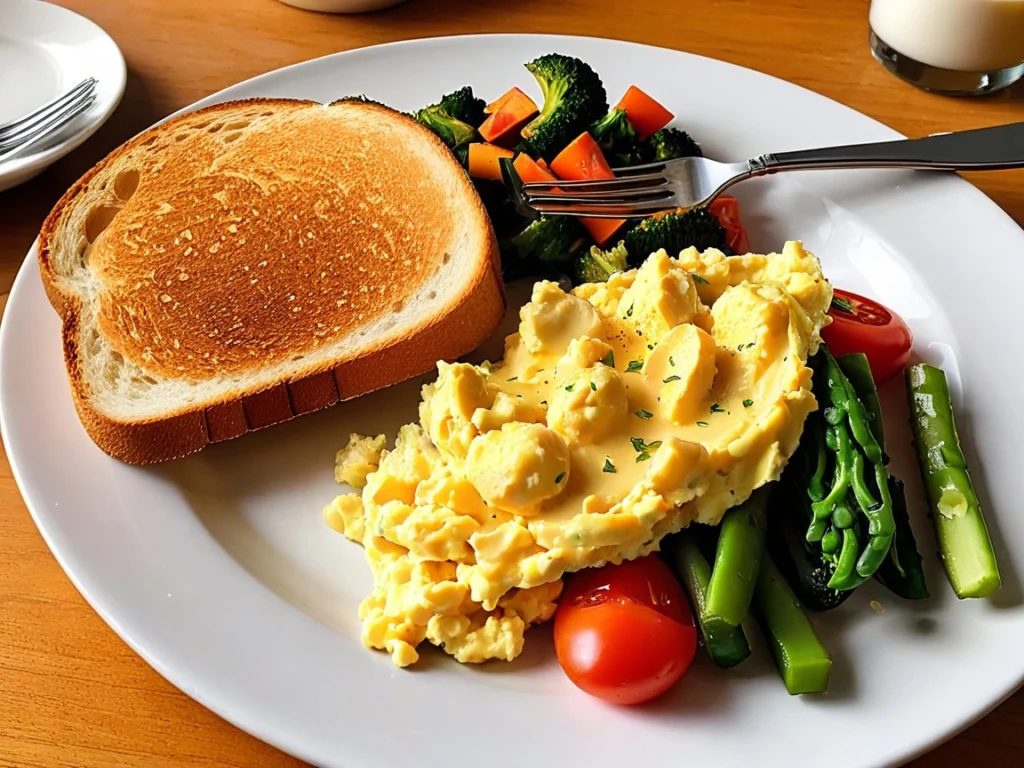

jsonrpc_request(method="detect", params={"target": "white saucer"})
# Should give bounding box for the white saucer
[0,0,126,192]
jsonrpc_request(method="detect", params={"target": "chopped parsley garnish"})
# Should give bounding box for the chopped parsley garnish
[831,295,854,313]
[603,458,616,473]
[565,383,575,392]
[507,376,518,382]
[697,421,710,427]
[710,403,725,413]
[746,342,757,349]
[555,472,566,484]
[634,409,653,419]
[743,398,754,407]
[626,302,634,317]
[647,343,655,351]
[631,437,662,454]
[602,350,615,368]
[669,355,675,367]
[590,381,597,391]
[691,273,709,285]
[636,452,652,463]
[540,400,548,406]
[663,375,681,383]
[626,360,644,373]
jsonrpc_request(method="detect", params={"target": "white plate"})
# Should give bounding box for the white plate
[0,0,125,192]
[3,34,1024,768]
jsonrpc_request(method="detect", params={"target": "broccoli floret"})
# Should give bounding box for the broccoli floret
[622,207,730,266]
[643,127,703,162]
[520,54,608,160]
[414,87,486,163]
[588,108,642,166]
[510,216,589,266]
[437,86,486,126]
[574,241,629,284]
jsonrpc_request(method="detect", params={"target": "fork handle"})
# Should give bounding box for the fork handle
[754,122,1024,174]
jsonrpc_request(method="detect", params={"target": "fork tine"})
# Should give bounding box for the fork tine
[608,160,669,174]
[527,188,676,205]
[0,78,96,139]
[528,199,676,218]
[0,91,96,157]
[526,180,671,201]
[521,171,667,192]
[0,83,97,145]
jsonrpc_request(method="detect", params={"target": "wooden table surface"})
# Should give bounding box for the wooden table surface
[1,0,1023,765]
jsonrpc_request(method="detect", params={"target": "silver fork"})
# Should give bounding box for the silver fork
[0,78,98,161]
[511,122,1024,219]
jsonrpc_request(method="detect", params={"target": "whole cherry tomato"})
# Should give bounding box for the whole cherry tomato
[554,555,697,705]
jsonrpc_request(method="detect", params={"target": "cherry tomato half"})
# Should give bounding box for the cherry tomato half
[822,288,912,384]
[554,555,697,705]
[708,196,751,255]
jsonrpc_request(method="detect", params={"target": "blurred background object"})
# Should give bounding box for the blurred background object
[869,0,1024,95]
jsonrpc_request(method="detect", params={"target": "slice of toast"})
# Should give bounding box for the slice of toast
[38,98,505,464]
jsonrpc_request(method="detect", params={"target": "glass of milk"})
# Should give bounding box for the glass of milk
[870,0,1024,95]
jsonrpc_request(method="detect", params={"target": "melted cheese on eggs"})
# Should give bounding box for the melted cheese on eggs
[324,241,832,666]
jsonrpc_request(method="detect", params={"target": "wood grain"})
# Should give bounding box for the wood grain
[1,0,1022,765]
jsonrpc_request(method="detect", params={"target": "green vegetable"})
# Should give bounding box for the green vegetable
[766,481,852,612]
[775,346,896,594]
[874,476,930,600]
[668,535,751,669]
[837,353,884,448]
[753,554,832,695]
[907,363,1001,598]
[573,241,628,284]
[641,127,703,162]
[706,489,768,627]
[509,216,590,267]
[809,348,895,587]
[520,54,608,160]
[414,86,486,163]
[837,354,928,601]
[588,108,641,166]
[621,207,731,266]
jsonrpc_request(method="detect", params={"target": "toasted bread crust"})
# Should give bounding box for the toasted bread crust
[38,98,505,464]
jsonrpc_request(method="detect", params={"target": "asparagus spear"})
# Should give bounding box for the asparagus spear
[753,554,832,695]
[668,535,751,669]
[907,363,1000,598]
[706,489,768,627]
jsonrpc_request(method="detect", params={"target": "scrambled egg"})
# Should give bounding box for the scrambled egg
[324,241,832,667]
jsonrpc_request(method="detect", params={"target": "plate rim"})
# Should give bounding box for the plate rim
[0,0,127,184]
[3,32,1024,768]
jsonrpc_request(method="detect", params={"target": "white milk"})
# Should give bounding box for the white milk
[870,0,1024,72]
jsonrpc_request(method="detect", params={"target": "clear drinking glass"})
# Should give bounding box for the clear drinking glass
[869,0,1024,95]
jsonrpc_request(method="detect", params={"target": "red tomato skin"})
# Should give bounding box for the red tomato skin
[822,289,913,383]
[554,556,697,705]
[708,196,751,254]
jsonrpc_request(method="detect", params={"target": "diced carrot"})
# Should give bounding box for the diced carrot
[485,86,528,114]
[468,142,515,181]
[513,153,557,184]
[614,85,674,140]
[580,215,627,247]
[550,131,616,180]
[550,132,626,246]
[536,158,551,173]
[479,88,539,146]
